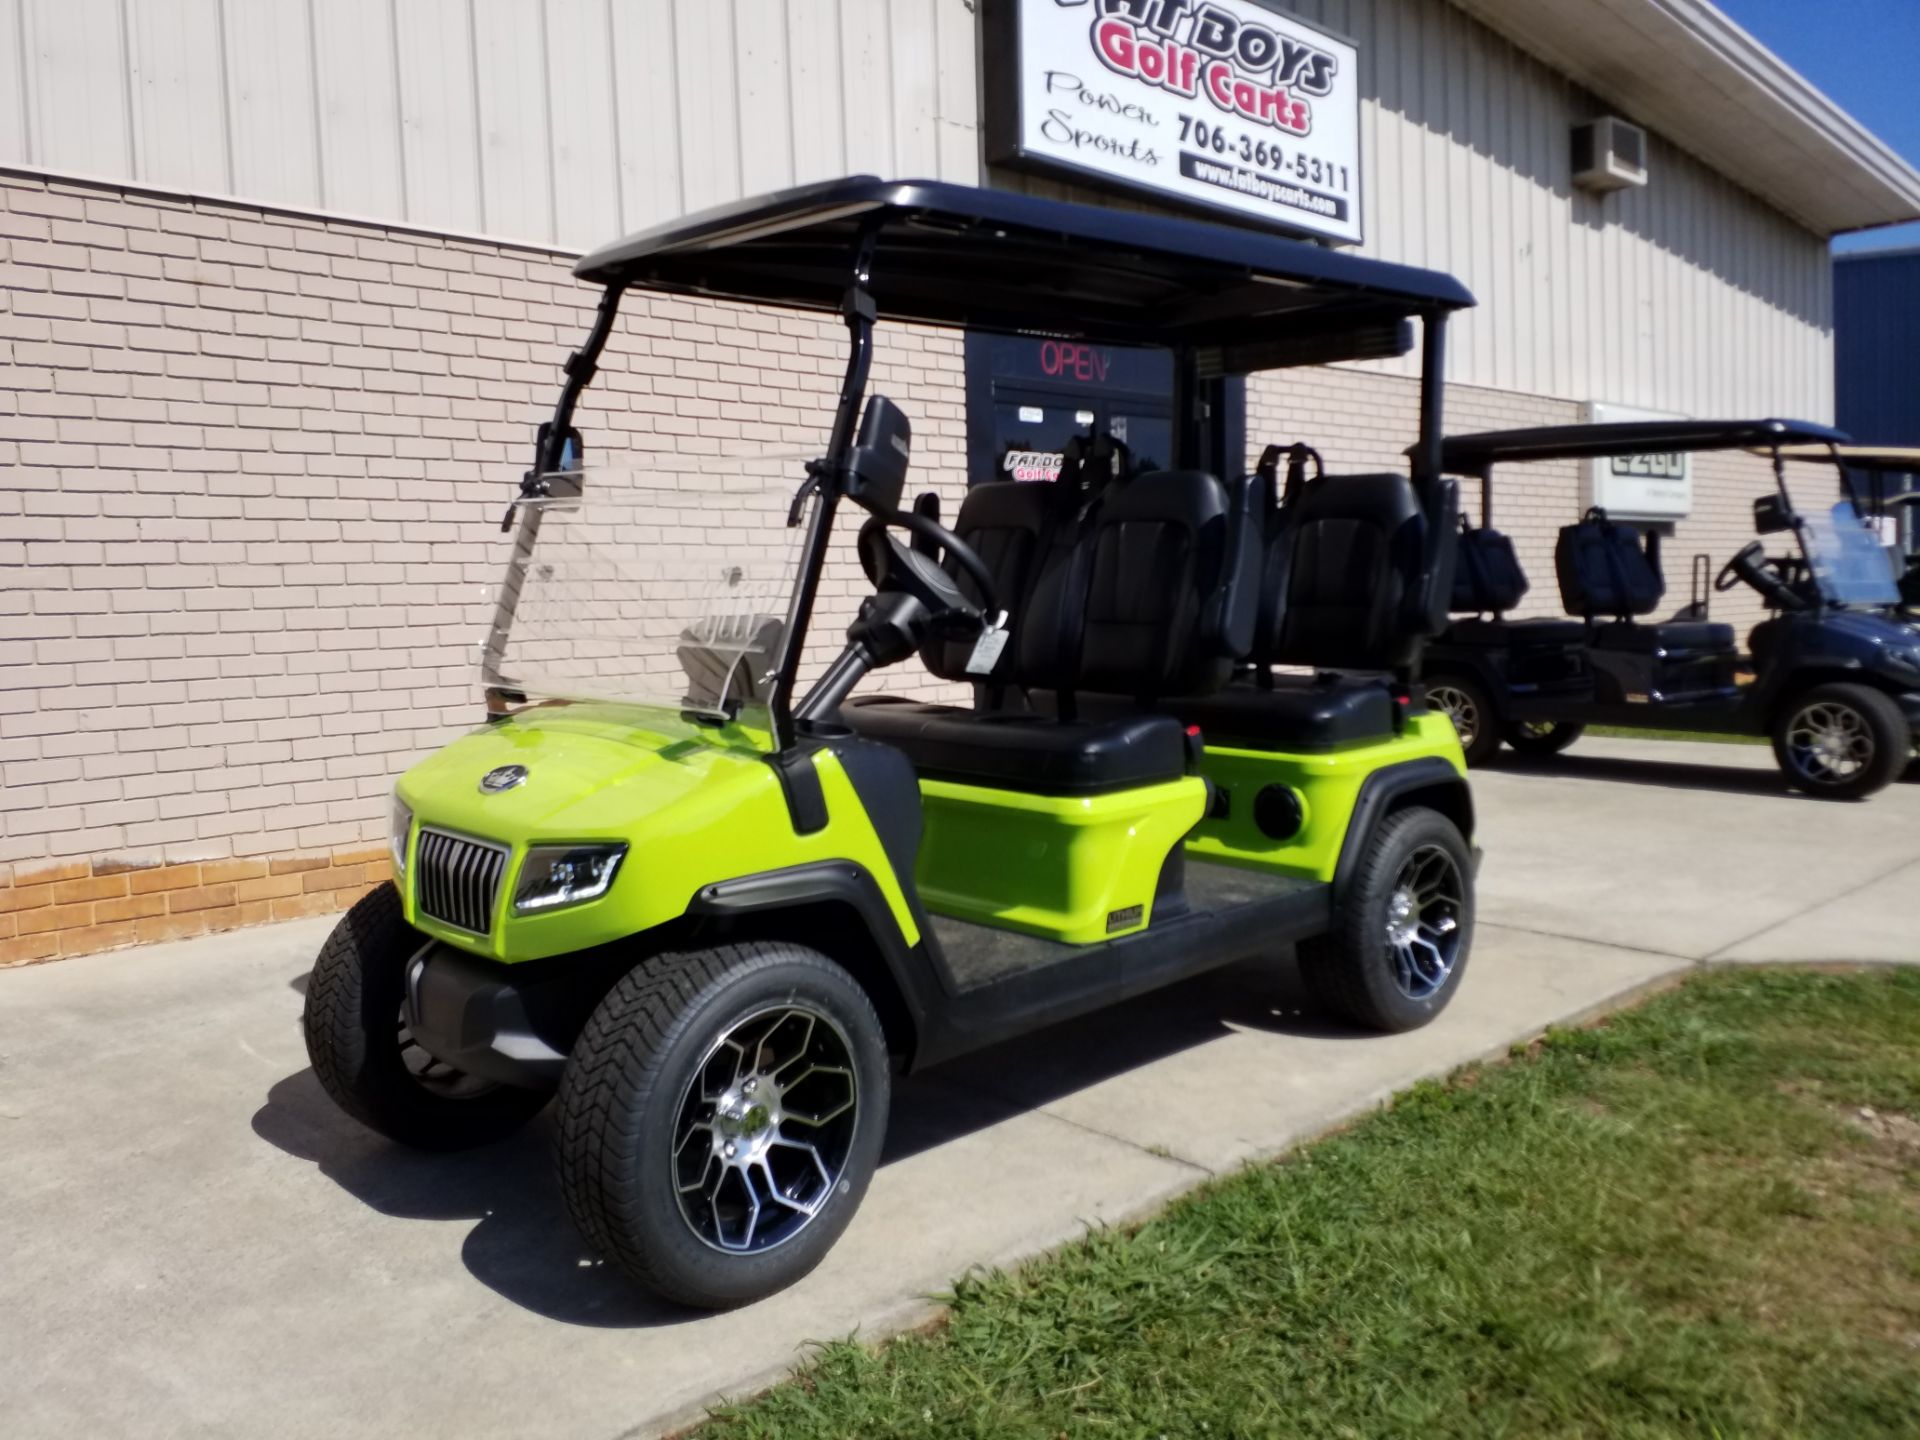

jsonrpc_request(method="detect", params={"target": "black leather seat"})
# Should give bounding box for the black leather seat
[1169,470,1448,751]
[842,466,1255,792]
[829,698,1185,793]
[1447,616,1588,646]
[1556,509,1735,654]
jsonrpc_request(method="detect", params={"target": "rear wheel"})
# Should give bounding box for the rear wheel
[302,884,550,1150]
[1770,683,1907,800]
[1299,807,1474,1033]
[1504,719,1584,757]
[1426,675,1500,766]
[555,941,890,1309]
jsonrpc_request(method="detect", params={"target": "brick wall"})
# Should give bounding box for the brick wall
[2,171,1786,965]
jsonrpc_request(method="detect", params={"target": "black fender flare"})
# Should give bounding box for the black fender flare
[1332,758,1476,901]
[686,860,940,1062]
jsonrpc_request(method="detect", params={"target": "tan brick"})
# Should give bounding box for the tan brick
[0,914,14,939]
[14,861,88,885]
[0,935,61,966]
[362,858,394,886]
[57,920,142,957]
[235,873,305,902]
[169,883,236,913]
[333,844,386,866]
[193,904,244,933]
[201,858,267,885]
[94,892,169,922]
[92,856,163,876]
[236,899,273,926]
[306,864,361,892]
[53,872,130,904]
[133,911,210,945]
[17,901,94,936]
[0,884,54,914]
[269,854,329,876]
[271,891,341,921]
[129,863,203,895]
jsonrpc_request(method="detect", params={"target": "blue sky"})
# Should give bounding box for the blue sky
[1719,0,1920,252]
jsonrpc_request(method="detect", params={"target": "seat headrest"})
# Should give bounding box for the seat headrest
[1555,509,1663,619]
[1266,473,1427,671]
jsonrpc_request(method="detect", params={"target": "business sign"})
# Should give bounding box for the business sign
[1581,402,1693,522]
[984,0,1364,244]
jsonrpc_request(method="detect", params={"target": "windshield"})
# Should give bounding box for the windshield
[1800,499,1903,608]
[482,455,811,744]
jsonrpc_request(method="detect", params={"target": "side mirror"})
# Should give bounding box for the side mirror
[1753,494,1793,535]
[845,395,911,516]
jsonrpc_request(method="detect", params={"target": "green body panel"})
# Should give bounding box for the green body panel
[913,776,1205,944]
[394,703,917,963]
[1182,712,1466,879]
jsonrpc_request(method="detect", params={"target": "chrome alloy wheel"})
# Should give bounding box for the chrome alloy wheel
[672,1005,859,1255]
[1427,684,1480,749]
[1383,844,1465,1001]
[1786,701,1874,785]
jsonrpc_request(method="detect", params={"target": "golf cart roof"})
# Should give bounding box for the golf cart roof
[1771,444,1920,473]
[574,176,1474,357]
[1436,419,1850,473]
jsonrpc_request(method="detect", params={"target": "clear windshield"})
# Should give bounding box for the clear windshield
[1800,500,1903,608]
[482,455,811,740]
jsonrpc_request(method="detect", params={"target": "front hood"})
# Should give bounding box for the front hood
[398,702,771,843]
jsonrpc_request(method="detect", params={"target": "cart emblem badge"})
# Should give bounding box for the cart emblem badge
[479,764,528,794]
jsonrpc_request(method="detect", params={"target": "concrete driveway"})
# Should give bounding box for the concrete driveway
[3,737,1916,1440]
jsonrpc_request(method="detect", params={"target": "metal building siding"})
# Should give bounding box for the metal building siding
[0,0,978,246]
[1836,249,1920,446]
[1,0,1832,415]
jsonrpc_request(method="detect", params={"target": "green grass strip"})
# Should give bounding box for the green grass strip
[700,970,1920,1439]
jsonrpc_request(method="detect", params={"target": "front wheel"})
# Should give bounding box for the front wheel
[1298,807,1474,1033]
[1426,675,1501,767]
[1504,720,1584,757]
[1770,684,1908,800]
[302,884,551,1150]
[555,941,890,1309]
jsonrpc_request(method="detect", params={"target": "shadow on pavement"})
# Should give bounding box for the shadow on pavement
[1489,748,1803,799]
[253,952,1374,1324]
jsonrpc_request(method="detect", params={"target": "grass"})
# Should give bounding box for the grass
[1588,724,1768,746]
[698,970,1920,1439]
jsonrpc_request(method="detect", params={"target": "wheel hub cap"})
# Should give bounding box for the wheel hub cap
[1429,686,1477,746]
[672,1006,859,1255]
[1789,702,1871,782]
[1383,845,1465,1002]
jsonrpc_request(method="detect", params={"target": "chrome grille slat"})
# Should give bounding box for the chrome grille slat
[415,828,506,935]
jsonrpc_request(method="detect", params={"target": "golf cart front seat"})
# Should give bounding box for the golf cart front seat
[840,469,1254,792]
[1555,509,1734,651]
[1445,525,1585,646]
[1164,470,1446,750]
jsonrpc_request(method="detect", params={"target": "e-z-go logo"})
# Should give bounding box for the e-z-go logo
[1052,0,1339,137]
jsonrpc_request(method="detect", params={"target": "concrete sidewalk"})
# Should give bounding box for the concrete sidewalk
[2,738,1915,1440]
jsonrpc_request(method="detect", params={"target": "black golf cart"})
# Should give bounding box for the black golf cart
[302,177,1485,1308]
[1422,420,1920,798]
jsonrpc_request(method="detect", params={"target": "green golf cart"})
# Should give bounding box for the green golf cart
[302,178,1479,1309]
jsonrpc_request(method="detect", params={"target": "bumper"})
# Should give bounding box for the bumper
[404,944,575,1089]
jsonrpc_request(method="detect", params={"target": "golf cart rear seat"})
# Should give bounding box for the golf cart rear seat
[841,468,1254,792]
[1555,509,1734,652]
[1445,526,1585,646]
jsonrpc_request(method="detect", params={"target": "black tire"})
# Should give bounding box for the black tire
[1426,674,1501,766]
[1769,683,1909,801]
[1299,807,1474,1033]
[1503,719,1584,757]
[302,883,550,1150]
[555,941,890,1310]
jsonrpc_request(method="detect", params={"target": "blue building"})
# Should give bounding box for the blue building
[1836,247,1920,555]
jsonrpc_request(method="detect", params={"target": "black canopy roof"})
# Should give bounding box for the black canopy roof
[574,176,1473,360]
[1436,419,1851,473]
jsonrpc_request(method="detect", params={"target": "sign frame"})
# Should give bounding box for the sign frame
[1580,401,1695,524]
[981,0,1366,246]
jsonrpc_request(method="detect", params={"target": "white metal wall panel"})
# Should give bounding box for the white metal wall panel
[0,0,1833,417]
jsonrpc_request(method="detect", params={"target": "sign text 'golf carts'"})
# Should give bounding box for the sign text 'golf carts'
[985,0,1364,245]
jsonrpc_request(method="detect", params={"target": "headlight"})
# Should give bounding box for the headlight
[513,844,626,914]
[389,796,412,876]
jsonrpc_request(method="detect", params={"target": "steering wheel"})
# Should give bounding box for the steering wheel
[856,510,1000,628]
[1714,539,1768,593]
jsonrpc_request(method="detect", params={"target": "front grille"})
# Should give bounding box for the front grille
[415,829,509,935]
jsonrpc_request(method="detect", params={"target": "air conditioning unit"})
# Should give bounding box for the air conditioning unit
[1572,117,1648,193]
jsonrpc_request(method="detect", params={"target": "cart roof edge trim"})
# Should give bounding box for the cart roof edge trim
[571,175,1474,354]
[1435,419,1851,472]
